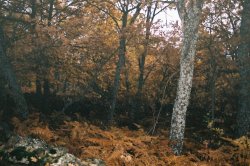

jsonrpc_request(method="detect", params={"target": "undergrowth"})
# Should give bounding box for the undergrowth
[11,112,250,166]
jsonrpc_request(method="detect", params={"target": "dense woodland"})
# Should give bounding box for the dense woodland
[0,0,249,165]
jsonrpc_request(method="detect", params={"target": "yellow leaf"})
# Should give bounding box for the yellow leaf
[30,156,38,162]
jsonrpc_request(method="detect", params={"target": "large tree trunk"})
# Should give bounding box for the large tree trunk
[169,0,203,155]
[0,26,28,119]
[236,0,250,137]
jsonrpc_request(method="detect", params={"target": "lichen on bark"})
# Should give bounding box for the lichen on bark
[169,0,204,155]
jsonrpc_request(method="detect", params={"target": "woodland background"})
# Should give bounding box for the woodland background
[0,0,249,165]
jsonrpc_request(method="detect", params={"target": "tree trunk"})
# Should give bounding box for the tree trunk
[236,0,250,137]
[0,26,28,119]
[169,0,203,155]
[207,46,217,126]
[36,78,42,96]
[132,4,152,120]
[137,9,151,98]
[109,12,128,123]
[42,78,50,113]
[206,20,217,126]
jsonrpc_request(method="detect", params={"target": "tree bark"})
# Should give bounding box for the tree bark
[236,0,250,137]
[137,5,151,99]
[108,12,128,123]
[132,4,152,119]
[43,78,50,113]
[0,26,28,119]
[132,2,158,120]
[207,42,217,127]
[36,78,42,97]
[169,0,203,155]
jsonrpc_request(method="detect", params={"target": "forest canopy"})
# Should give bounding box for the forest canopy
[0,0,249,165]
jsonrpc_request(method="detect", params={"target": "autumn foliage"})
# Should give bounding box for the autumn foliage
[10,111,249,165]
[0,0,250,165]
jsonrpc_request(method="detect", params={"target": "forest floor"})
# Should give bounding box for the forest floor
[10,111,250,166]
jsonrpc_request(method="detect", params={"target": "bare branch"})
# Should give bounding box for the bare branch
[85,1,121,30]
[129,2,142,25]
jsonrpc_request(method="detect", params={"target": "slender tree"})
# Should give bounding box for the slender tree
[109,1,142,124]
[169,0,204,155]
[236,0,250,137]
[132,1,160,120]
[86,0,143,123]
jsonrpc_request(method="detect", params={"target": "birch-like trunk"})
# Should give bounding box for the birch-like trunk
[169,0,203,155]
[0,26,28,119]
[236,0,250,137]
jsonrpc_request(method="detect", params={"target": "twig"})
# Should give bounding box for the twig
[147,70,179,135]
